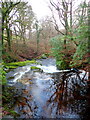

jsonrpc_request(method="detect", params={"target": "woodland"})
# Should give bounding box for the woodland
[0,0,90,119]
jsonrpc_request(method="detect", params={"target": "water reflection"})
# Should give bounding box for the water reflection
[8,70,89,119]
[46,71,88,119]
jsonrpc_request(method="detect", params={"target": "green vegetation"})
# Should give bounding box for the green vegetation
[31,66,41,70]
[50,32,88,69]
[50,35,71,69]
[31,66,43,72]
[56,60,68,70]
[49,1,89,70]
[5,60,36,67]
[2,86,20,117]
[0,63,7,85]
[2,52,18,63]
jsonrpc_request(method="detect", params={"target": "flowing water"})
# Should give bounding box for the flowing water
[6,58,89,119]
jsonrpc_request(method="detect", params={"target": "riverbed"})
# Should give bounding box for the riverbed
[5,58,89,119]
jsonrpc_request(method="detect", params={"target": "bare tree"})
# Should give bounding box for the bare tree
[35,20,43,54]
[40,17,57,51]
[49,0,78,48]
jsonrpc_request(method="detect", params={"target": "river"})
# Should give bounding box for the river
[6,58,89,119]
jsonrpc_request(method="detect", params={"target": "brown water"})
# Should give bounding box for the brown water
[6,58,89,119]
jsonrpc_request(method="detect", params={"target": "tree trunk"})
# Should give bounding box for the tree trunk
[6,18,11,51]
[0,12,2,62]
[88,1,90,53]
[87,1,90,75]
[70,1,72,32]
[29,29,31,40]
[62,1,69,49]
[2,15,4,48]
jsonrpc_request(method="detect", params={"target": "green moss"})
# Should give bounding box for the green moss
[3,60,37,72]
[31,66,41,70]
[6,60,37,66]
[0,64,7,85]
[6,65,18,69]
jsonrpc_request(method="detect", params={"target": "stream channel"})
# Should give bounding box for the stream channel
[6,58,89,119]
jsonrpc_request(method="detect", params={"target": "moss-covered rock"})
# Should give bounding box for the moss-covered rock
[31,66,40,70]
[3,60,37,72]
[6,60,36,66]
[31,66,43,72]
[5,65,18,69]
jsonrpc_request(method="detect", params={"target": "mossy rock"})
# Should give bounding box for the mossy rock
[3,60,37,72]
[31,66,40,70]
[6,60,37,66]
[30,66,43,72]
[6,66,18,69]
